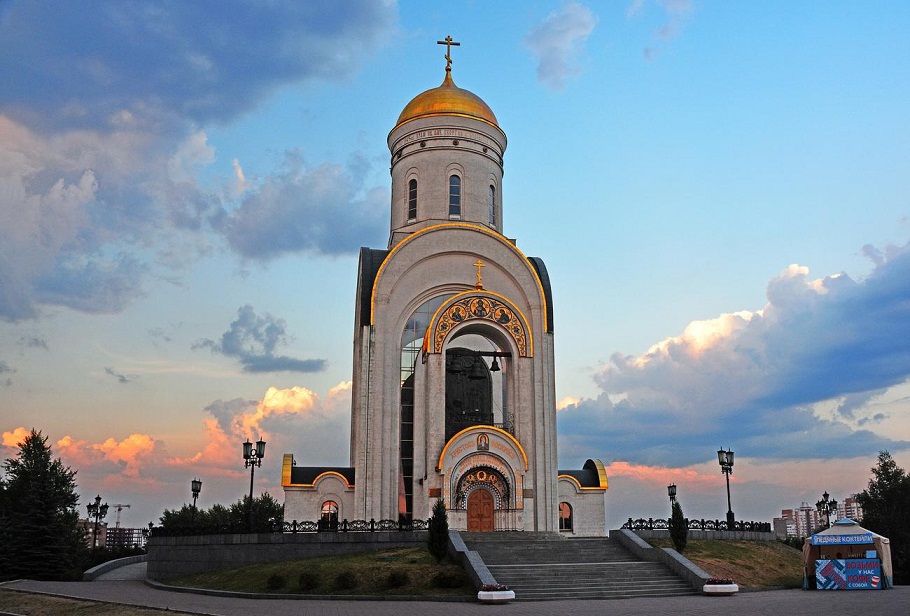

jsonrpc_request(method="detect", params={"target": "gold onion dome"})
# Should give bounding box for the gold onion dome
[394,70,499,130]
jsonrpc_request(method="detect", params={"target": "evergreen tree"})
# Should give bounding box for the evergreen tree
[669,500,688,553]
[0,429,85,580]
[427,499,449,563]
[856,451,910,584]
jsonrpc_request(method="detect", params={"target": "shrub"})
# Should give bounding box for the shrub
[266,573,286,590]
[298,571,320,591]
[386,569,409,589]
[334,569,358,591]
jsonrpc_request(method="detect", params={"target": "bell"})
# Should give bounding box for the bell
[490,357,501,372]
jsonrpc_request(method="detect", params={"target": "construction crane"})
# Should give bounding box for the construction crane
[111,503,131,528]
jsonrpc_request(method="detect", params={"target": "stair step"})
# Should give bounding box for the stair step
[462,535,697,601]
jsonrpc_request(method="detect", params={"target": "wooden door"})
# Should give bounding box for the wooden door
[467,489,495,532]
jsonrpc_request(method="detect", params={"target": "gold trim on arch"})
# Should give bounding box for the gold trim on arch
[291,470,355,489]
[437,425,529,472]
[369,223,548,329]
[558,474,608,492]
[426,289,532,357]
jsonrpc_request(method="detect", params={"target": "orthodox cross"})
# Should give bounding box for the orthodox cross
[473,259,486,289]
[437,35,460,72]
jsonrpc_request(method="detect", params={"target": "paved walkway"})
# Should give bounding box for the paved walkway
[2,575,907,616]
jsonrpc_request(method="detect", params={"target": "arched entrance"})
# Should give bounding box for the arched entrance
[467,489,495,532]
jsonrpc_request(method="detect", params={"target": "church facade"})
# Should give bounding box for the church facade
[283,42,607,536]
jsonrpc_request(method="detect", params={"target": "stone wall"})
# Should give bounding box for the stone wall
[147,532,425,581]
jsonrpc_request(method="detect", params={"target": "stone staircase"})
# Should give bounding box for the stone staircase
[462,533,699,601]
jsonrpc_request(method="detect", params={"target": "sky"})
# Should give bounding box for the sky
[2,1,909,531]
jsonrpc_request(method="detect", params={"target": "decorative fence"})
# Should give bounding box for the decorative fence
[622,517,771,533]
[151,518,430,537]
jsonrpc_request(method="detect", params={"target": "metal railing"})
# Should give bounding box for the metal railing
[622,517,771,533]
[151,518,430,537]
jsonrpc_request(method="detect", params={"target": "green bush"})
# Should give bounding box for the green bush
[334,569,358,591]
[297,571,320,591]
[386,569,409,589]
[266,573,286,590]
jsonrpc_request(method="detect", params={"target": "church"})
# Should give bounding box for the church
[283,39,608,536]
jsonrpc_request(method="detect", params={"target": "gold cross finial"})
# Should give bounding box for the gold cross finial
[437,35,460,72]
[473,259,486,289]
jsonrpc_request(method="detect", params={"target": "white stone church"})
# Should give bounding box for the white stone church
[283,41,608,536]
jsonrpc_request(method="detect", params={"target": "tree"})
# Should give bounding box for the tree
[0,429,85,580]
[159,493,284,534]
[669,500,688,553]
[856,451,910,584]
[427,499,449,563]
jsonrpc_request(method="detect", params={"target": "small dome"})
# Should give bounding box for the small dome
[394,71,498,131]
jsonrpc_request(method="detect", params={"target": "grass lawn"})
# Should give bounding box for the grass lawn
[647,538,805,589]
[169,546,475,597]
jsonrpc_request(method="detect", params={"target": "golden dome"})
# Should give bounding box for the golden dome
[394,71,499,130]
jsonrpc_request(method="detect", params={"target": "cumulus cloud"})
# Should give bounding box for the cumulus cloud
[17,334,49,350]
[179,383,352,472]
[525,2,598,90]
[2,426,30,448]
[193,304,327,373]
[221,152,387,259]
[559,240,910,467]
[0,1,396,321]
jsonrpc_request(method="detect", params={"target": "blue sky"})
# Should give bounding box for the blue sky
[1,1,909,529]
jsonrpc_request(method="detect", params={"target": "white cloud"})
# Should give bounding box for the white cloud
[525,2,598,90]
[559,240,910,467]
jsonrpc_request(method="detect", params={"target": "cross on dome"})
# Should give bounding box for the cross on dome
[437,35,460,72]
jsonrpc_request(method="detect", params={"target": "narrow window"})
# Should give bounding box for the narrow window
[488,184,496,227]
[559,502,573,531]
[408,179,417,220]
[449,175,461,218]
[320,500,339,530]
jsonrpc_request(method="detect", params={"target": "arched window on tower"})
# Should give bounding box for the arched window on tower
[488,184,496,228]
[559,502,573,531]
[408,178,418,220]
[449,175,461,218]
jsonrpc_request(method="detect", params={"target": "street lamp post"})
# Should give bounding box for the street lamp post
[717,448,735,530]
[815,491,838,528]
[86,494,109,562]
[242,438,266,531]
[191,478,202,523]
[667,483,677,505]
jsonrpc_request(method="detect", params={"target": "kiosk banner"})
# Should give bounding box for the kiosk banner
[816,559,881,590]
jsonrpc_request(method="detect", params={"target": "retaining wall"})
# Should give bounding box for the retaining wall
[629,528,776,541]
[147,532,425,581]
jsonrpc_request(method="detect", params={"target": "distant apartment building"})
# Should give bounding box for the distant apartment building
[78,518,108,549]
[773,495,864,538]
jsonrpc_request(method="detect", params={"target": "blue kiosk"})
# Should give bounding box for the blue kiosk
[803,518,893,590]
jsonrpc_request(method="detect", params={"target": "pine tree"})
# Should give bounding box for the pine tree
[427,499,449,563]
[856,451,910,584]
[0,429,85,580]
[669,500,688,553]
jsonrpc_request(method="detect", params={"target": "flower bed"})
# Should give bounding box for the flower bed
[477,583,515,603]
[703,577,739,596]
